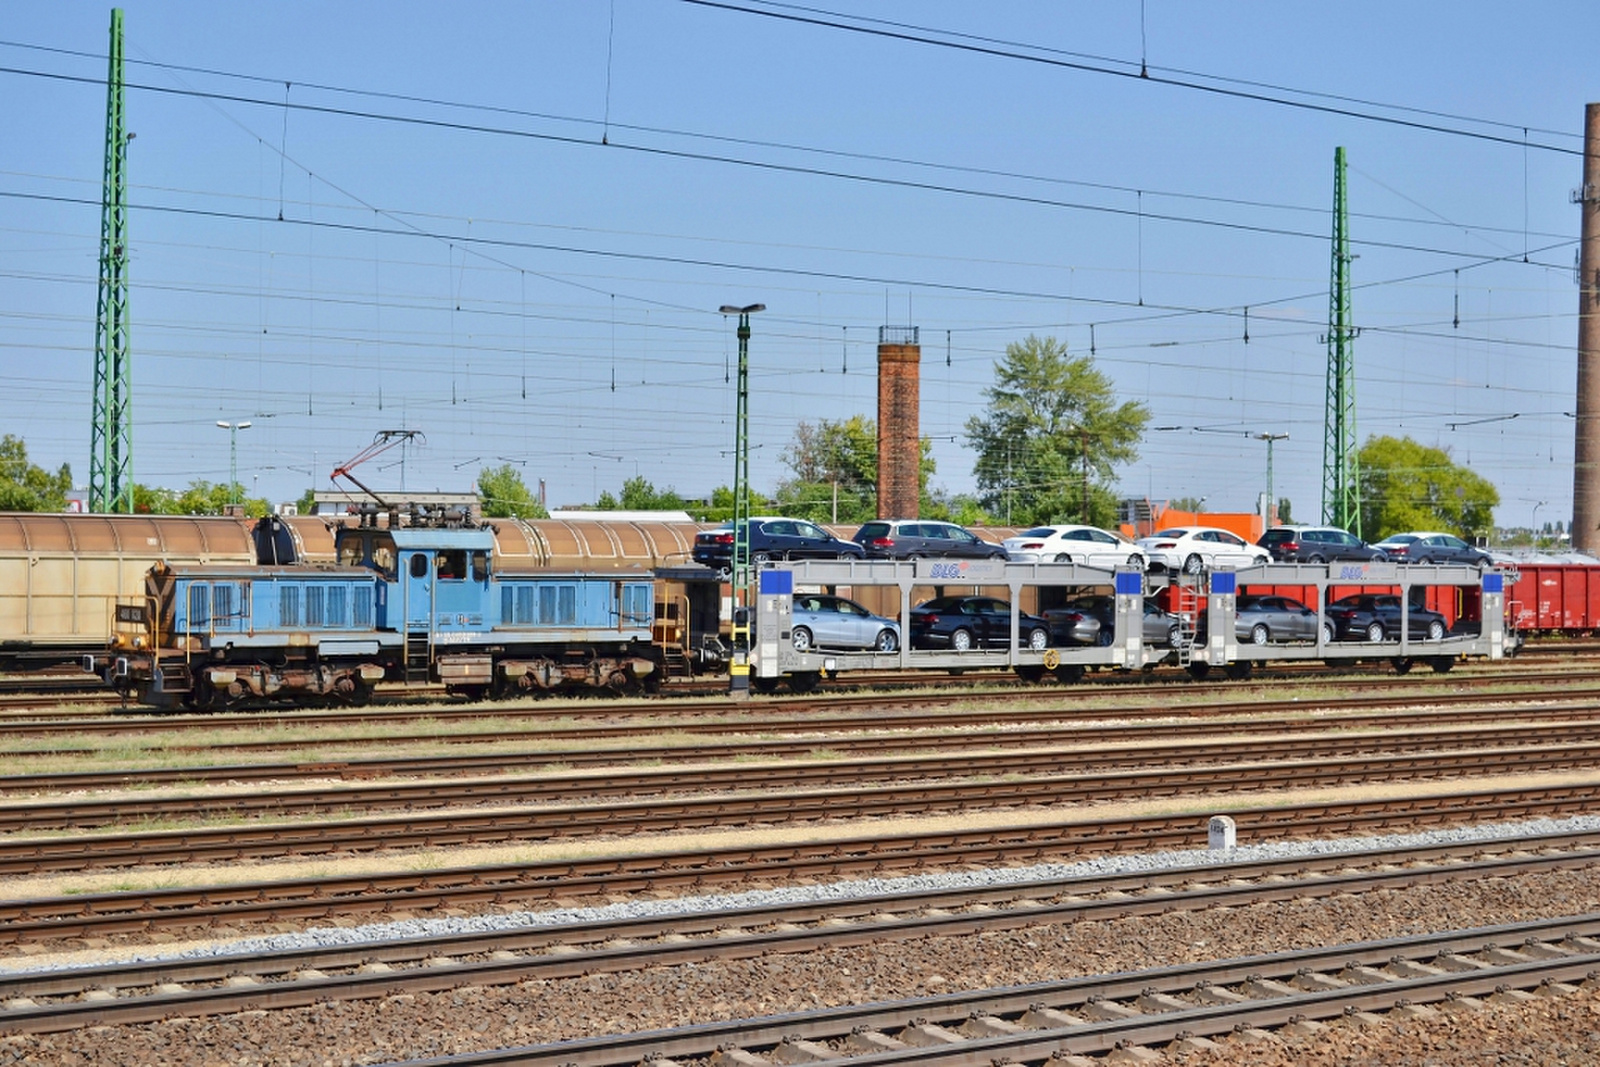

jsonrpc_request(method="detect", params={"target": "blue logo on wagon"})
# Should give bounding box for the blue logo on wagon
[927,561,970,580]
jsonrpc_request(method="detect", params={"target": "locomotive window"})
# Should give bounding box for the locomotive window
[409,554,428,579]
[437,551,467,580]
[471,551,489,581]
[372,537,397,580]
[338,539,363,568]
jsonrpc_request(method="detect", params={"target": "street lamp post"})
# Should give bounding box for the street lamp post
[1251,432,1290,526]
[719,303,765,697]
[1532,500,1548,544]
[216,420,252,504]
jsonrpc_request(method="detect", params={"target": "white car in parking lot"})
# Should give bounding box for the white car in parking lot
[1001,524,1146,570]
[1135,526,1270,575]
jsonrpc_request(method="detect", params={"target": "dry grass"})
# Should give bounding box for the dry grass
[9,766,1599,904]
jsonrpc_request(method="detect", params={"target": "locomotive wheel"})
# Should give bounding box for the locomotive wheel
[1224,660,1253,680]
[1392,657,1414,675]
[1430,655,1456,673]
[1014,665,1047,684]
[1185,662,1212,680]
[751,675,780,695]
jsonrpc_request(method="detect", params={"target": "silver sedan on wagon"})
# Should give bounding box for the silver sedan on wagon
[789,594,901,653]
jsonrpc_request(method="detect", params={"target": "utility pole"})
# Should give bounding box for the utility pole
[720,303,764,697]
[90,8,132,513]
[1322,146,1360,535]
[1573,104,1600,551]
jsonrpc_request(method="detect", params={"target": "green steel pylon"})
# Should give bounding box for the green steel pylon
[1322,146,1360,535]
[90,7,132,514]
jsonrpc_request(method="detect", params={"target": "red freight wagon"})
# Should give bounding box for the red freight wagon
[1503,564,1600,634]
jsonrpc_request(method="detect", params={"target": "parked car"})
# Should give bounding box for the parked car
[1325,594,1449,642]
[908,596,1050,651]
[1371,532,1423,559]
[1133,526,1270,575]
[1257,525,1385,564]
[1001,524,1146,569]
[1042,596,1180,647]
[852,520,1008,560]
[789,594,900,653]
[1235,595,1332,645]
[1378,531,1491,567]
[692,517,865,573]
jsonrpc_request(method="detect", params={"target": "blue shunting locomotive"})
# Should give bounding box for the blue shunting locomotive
[97,515,659,708]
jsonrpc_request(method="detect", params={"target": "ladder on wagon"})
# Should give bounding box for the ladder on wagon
[1171,571,1205,668]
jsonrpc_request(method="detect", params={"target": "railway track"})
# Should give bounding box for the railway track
[2,831,1597,1036]
[7,783,1600,943]
[10,706,1600,794]
[11,719,1600,831]
[382,912,1600,1067]
[11,743,1600,874]
[2,675,1595,756]
[0,657,1578,729]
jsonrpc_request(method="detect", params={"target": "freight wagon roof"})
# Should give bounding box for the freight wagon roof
[0,512,255,558]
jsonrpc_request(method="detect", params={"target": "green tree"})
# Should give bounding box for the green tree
[775,416,940,525]
[964,335,1148,527]
[131,480,267,516]
[0,435,71,511]
[295,486,317,516]
[478,464,549,519]
[593,476,692,512]
[1358,435,1498,540]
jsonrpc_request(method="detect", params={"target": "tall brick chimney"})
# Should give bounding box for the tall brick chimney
[877,325,920,518]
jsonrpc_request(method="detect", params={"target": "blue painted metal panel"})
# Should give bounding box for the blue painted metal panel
[760,570,794,595]
[1482,572,1504,594]
[1114,571,1142,596]
[1210,572,1237,594]
[387,529,495,550]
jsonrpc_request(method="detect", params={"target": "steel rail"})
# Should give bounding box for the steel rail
[5,786,1600,941]
[0,665,1588,740]
[4,840,1600,1035]
[10,722,1600,832]
[9,691,1600,774]
[10,743,1600,872]
[1,678,1594,758]
[353,915,1600,1067]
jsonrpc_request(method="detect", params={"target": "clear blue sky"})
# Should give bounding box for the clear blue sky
[1,1,1594,526]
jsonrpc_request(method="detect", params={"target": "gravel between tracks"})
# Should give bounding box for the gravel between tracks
[9,817,1600,1065]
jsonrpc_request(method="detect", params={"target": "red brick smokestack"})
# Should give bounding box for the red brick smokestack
[877,326,921,518]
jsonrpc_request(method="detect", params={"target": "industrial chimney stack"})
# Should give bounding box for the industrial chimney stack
[876,326,921,519]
